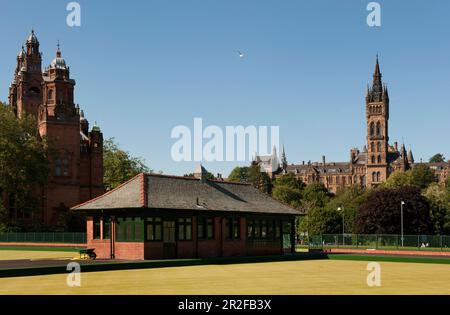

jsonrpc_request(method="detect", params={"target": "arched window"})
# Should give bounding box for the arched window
[377,155,381,164]
[372,172,376,182]
[377,142,381,152]
[48,89,53,100]
[371,155,375,164]
[55,158,62,176]
[377,172,381,182]
[376,122,381,136]
[62,158,69,176]
[55,157,70,177]
[371,142,375,152]
[370,122,375,136]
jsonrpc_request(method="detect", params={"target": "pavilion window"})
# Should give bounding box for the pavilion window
[178,218,192,241]
[226,217,240,240]
[103,216,111,239]
[93,216,101,240]
[247,219,254,239]
[146,217,162,241]
[198,217,215,240]
[261,220,267,238]
[275,221,281,239]
[267,220,274,239]
[125,218,133,240]
[116,218,124,241]
[254,219,261,238]
[232,218,240,239]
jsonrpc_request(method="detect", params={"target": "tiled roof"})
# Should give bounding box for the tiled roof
[72,173,300,215]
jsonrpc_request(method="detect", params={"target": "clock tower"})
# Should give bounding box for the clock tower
[366,56,390,188]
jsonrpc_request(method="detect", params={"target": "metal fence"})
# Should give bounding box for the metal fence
[0,232,87,244]
[304,234,450,252]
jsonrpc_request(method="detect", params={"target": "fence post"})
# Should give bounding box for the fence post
[356,234,358,249]
[418,235,420,250]
[376,235,378,249]
[441,235,443,252]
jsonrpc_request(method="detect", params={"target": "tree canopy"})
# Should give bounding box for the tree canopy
[272,173,304,208]
[0,102,49,230]
[383,164,437,190]
[429,153,446,163]
[227,165,272,193]
[354,186,433,235]
[103,138,151,190]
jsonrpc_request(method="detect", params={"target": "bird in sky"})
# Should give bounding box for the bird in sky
[237,50,244,58]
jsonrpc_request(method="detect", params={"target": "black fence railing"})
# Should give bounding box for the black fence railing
[0,232,87,244]
[299,234,450,252]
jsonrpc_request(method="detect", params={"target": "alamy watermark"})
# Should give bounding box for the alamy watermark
[67,2,81,27]
[367,2,381,27]
[66,262,81,287]
[171,118,280,162]
[366,262,381,287]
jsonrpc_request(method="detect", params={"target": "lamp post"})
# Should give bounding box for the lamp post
[401,201,405,247]
[337,206,345,245]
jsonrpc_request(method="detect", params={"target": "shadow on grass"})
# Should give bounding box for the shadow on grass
[0,253,328,278]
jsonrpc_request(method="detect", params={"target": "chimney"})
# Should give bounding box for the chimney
[322,155,326,166]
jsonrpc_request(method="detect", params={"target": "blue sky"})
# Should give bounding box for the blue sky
[0,0,449,176]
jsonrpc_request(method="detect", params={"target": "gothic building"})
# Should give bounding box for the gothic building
[253,57,449,193]
[5,30,104,226]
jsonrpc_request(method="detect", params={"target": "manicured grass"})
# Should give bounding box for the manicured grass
[0,259,449,294]
[0,250,79,261]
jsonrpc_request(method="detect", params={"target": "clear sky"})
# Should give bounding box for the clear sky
[0,0,449,176]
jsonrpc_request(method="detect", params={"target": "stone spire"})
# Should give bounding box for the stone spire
[281,145,287,169]
[407,147,414,164]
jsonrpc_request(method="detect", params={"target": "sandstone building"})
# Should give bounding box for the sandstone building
[253,57,449,193]
[4,30,104,227]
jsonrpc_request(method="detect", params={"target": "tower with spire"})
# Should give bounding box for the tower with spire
[366,55,390,187]
[9,29,43,118]
[5,30,104,226]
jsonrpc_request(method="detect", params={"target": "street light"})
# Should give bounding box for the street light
[401,201,405,247]
[337,206,345,246]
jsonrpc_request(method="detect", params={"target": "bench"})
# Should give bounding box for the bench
[79,248,97,260]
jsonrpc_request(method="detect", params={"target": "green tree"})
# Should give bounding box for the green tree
[227,166,251,183]
[324,185,367,234]
[302,182,330,208]
[103,138,151,190]
[383,171,412,188]
[429,153,445,163]
[0,102,49,229]
[298,207,342,235]
[354,186,433,234]
[423,183,450,235]
[272,173,304,208]
[410,164,437,189]
[248,165,272,194]
[227,165,272,193]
